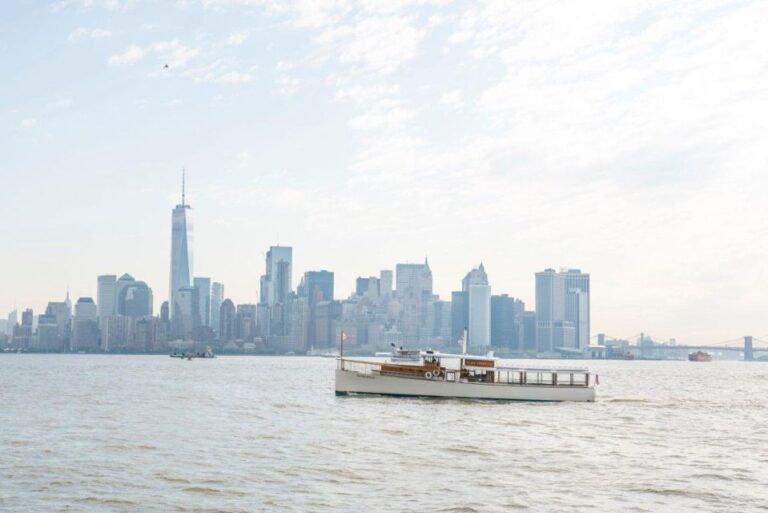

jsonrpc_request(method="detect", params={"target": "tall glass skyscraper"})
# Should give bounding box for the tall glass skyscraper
[169,174,193,318]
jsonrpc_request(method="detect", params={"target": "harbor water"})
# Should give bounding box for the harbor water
[1,355,767,512]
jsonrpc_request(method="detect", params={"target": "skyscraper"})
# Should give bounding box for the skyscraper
[491,294,524,349]
[260,246,292,305]
[193,277,212,327]
[564,269,590,350]
[463,264,491,349]
[97,275,117,320]
[535,269,566,353]
[395,260,433,344]
[169,172,193,319]
[72,298,99,351]
[535,268,590,352]
[210,282,224,335]
[218,299,236,342]
[302,271,334,304]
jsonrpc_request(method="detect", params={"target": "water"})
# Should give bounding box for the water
[1,355,767,512]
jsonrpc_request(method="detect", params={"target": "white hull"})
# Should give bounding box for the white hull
[335,369,595,402]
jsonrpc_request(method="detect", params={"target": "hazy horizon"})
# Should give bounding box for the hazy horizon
[2,0,768,344]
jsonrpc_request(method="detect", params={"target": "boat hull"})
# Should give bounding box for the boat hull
[335,369,595,402]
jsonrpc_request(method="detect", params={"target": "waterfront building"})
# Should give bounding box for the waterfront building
[302,271,334,304]
[36,314,60,351]
[464,264,491,349]
[564,269,590,350]
[173,286,199,340]
[520,311,537,352]
[379,270,393,298]
[451,290,468,345]
[210,282,224,335]
[536,268,590,352]
[193,277,212,327]
[116,277,153,318]
[491,294,524,349]
[236,304,257,342]
[43,300,71,350]
[218,299,236,343]
[395,260,433,344]
[6,310,16,337]
[535,269,566,353]
[72,298,99,351]
[97,274,117,320]
[260,246,292,305]
[102,315,132,351]
[427,300,452,343]
[169,173,194,320]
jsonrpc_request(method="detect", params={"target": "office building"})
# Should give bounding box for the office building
[218,299,236,343]
[260,246,292,305]
[194,277,212,327]
[464,264,491,349]
[169,173,194,319]
[72,298,99,351]
[210,282,224,335]
[395,260,433,344]
[491,294,524,349]
[97,274,117,320]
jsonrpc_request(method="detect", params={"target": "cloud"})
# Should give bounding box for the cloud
[439,89,464,110]
[224,31,249,47]
[68,27,113,40]
[20,118,37,129]
[151,40,200,67]
[108,45,144,65]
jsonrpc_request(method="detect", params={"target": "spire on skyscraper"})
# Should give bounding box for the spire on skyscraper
[181,168,186,207]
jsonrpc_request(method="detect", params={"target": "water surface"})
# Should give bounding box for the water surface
[1,355,767,512]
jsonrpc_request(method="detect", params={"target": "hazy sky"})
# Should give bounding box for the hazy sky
[2,0,767,343]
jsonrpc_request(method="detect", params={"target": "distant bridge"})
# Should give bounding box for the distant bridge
[595,335,768,361]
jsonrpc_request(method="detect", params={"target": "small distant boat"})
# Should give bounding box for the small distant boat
[170,346,216,359]
[688,351,712,362]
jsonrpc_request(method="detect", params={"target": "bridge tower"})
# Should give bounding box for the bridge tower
[744,336,754,361]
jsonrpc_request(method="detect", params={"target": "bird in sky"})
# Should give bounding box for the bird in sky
[163,64,169,69]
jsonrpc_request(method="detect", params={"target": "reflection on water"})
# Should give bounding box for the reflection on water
[1,355,767,512]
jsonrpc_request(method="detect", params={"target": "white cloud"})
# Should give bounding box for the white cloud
[20,118,37,129]
[439,89,464,110]
[224,31,249,47]
[151,40,200,67]
[68,27,113,40]
[108,45,144,65]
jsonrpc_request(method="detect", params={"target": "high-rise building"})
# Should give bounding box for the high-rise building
[97,275,117,320]
[564,269,590,350]
[451,290,468,344]
[210,282,224,335]
[218,299,236,343]
[520,311,537,352]
[302,271,334,304]
[173,286,199,340]
[193,277,212,327]
[379,270,393,298]
[116,276,153,318]
[260,246,292,305]
[44,300,71,350]
[169,173,194,319]
[535,268,590,352]
[535,269,565,353]
[72,298,99,351]
[36,314,60,351]
[463,264,491,349]
[6,310,17,337]
[490,294,524,349]
[395,260,433,344]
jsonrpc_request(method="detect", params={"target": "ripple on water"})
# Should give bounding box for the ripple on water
[1,356,767,513]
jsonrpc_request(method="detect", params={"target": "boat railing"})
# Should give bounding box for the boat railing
[337,358,381,375]
[338,358,592,387]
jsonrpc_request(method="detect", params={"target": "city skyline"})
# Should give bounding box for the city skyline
[3,1,768,342]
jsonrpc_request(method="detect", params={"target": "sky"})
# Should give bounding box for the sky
[1,0,767,344]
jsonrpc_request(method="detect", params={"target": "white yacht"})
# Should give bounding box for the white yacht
[336,352,595,402]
